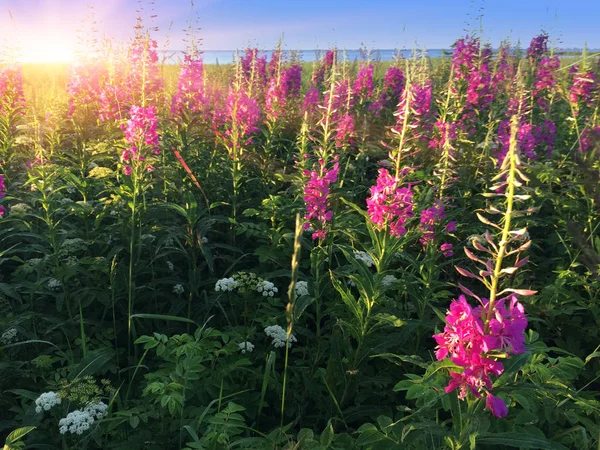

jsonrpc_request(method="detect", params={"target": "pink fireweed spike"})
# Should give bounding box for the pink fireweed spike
[434,294,528,417]
[366,168,414,238]
[303,161,340,241]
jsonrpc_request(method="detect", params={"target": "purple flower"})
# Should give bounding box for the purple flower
[353,64,374,101]
[226,88,261,144]
[303,161,340,240]
[366,168,414,237]
[171,55,205,115]
[527,33,549,62]
[485,394,508,418]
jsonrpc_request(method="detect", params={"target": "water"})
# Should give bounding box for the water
[163,47,598,65]
[166,49,448,65]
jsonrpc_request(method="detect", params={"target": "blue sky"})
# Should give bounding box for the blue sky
[1,0,599,61]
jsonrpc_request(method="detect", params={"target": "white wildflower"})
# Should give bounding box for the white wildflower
[35,391,62,414]
[381,275,398,288]
[294,281,309,298]
[201,236,208,244]
[1,328,18,345]
[215,277,238,292]
[10,203,31,215]
[173,284,184,295]
[58,401,107,435]
[65,256,79,267]
[238,341,255,354]
[353,250,374,268]
[256,280,278,297]
[48,278,62,290]
[264,325,296,348]
[60,238,86,255]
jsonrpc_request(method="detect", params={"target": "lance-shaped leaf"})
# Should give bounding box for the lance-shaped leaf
[498,288,537,296]
[455,265,483,281]
[476,213,502,230]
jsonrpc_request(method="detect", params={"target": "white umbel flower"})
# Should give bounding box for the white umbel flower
[294,281,309,298]
[48,278,62,290]
[238,341,255,353]
[58,401,107,435]
[264,325,296,348]
[381,274,398,288]
[353,251,374,268]
[256,280,278,297]
[1,327,17,345]
[173,284,184,295]
[35,391,62,414]
[215,277,238,292]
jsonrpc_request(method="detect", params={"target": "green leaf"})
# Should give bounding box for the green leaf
[477,433,570,449]
[69,347,114,380]
[320,423,334,448]
[130,313,198,326]
[4,426,36,447]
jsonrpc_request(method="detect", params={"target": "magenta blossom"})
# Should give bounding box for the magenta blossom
[225,88,261,145]
[434,294,527,418]
[353,64,374,102]
[171,55,205,115]
[366,168,414,237]
[485,394,508,418]
[303,161,340,241]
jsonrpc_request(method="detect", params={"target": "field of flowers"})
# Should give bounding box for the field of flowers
[0,16,599,450]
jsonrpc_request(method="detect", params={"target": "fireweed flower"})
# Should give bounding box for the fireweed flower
[240,48,268,91]
[303,161,340,241]
[334,113,355,148]
[303,87,320,114]
[171,55,205,115]
[533,119,557,157]
[452,36,480,80]
[570,71,596,107]
[383,66,405,101]
[265,78,286,122]
[120,105,160,174]
[496,119,536,164]
[366,168,414,238]
[225,88,261,145]
[353,64,374,102]
[419,201,446,246]
[579,126,600,153]
[67,62,105,117]
[433,295,527,418]
[0,174,6,217]
[312,49,335,87]
[527,33,549,62]
[0,65,26,114]
[370,66,406,116]
[440,243,454,257]
[392,81,433,145]
[533,56,560,111]
[127,35,163,105]
[492,44,514,93]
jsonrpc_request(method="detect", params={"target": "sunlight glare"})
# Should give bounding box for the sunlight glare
[19,36,76,63]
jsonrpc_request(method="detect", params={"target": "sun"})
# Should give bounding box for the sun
[19,36,76,63]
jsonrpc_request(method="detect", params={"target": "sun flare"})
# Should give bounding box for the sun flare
[18,37,76,63]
